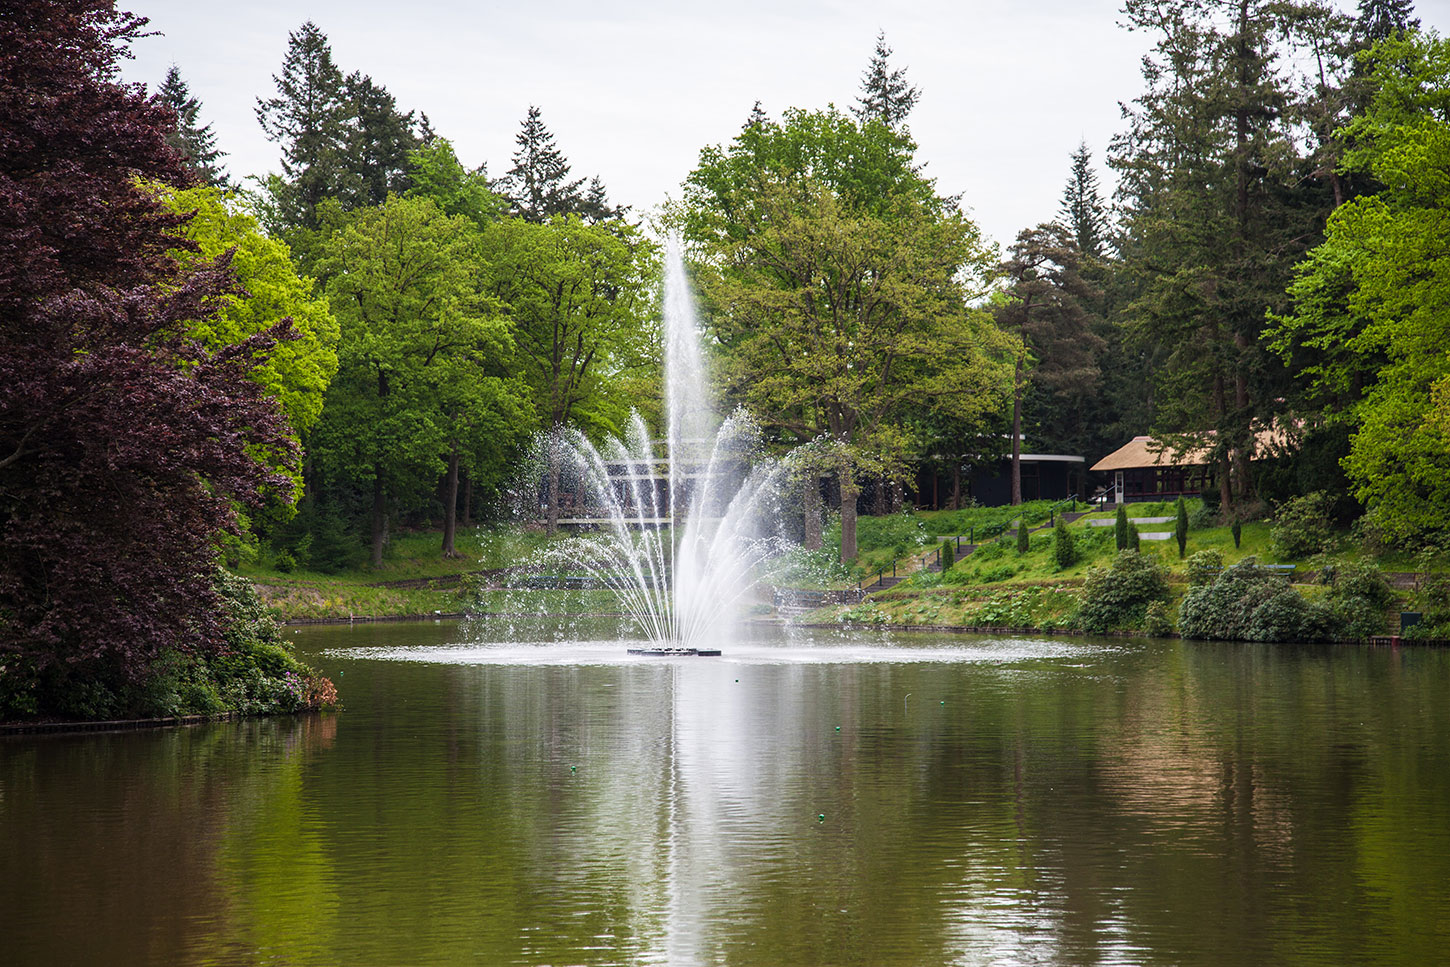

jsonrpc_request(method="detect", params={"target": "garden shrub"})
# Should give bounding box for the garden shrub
[1053,522,1077,569]
[1144,600,1175,637]
[1232,518,1242,548]
[1175,497,1189,558]
[1186,549,1224,586]
[1078,551,1171,634]
[1128,523,1140,551]
[1115,506,1129,550]
[1178,558,1331,642]
[941,541,955,571]
[1189,503,1217,530]
[1270,491,1334,560]
[1017,522,1030,554]
[1326,561,1394,639]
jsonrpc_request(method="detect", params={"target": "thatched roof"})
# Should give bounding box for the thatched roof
[1091,427,1289,472]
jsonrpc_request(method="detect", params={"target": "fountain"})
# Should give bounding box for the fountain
[520,238,793,653]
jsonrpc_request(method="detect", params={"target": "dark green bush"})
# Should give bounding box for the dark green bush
[1232,518,1242,548]
[1175,498,1189,558]
[1144,600,1175,637]
[941,541,955,571]
[1016,522,1030,554]
[1128,523,1140,551]
[1053,522,1077,569]
[1326,561,1394,639]
[1186,550,1224,586]
[1178,558,1331,642]
[1115,506,1129,550]
[1271,491,1334,560]
[1078,551,1171,634]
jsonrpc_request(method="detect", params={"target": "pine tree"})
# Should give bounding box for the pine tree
[743,100,768,131]
[853,32,920,129]
[1354,0,1419,44]
[1058,141,1108,259]
[343,71,419,207]
[501,105,586,222]
[255,21,352,230]
[156,65,228,188]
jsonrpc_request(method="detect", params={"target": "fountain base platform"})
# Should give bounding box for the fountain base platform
[626,648,722,657]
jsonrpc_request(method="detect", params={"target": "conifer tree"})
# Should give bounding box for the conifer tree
[853,32,920,129]
[1058,141,1108,259]
[1354,0,1419,44]
[501,106,621,223]
[343,71,420,207]
[156,65,228,188]
[255,21,352,230]
[743,100,769,131]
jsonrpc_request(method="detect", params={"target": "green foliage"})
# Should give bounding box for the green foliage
[940,540,955,571]
[1078,551,1170,634]
[1232,518,1243,548]
[1178,558,1331,642]
[1175,497,1189,558]
[1128,522,1141,552]
[1187,549,1224,586]
[1053,522,1077,569]
[1115,505,1128,550]
[162,184,339,440]
[1143,600,1175,637]
[1016,522,1030,554]
[1271,491,1335,560]
[1325,561,1395,639]
[1270,32,1450,545]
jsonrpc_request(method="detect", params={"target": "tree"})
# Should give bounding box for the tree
[482,216,657,531]
[1175,496,1189,558]
[1116,505,1130,550]
[1354,0,1419,44]
[161,185,339,438]
[254,21,352,231]
[1054,520,1077,569]
[156,65,228,187]
[1111,0,1339,515]
[996,224,1105,504]
[684,108,1012,562]
[499,106,621,223]
[1017,520,1031,554]
[406,137,506,226]
[1058,141,1109,259]
[313,195,529,563]
[853,31,920,130]
[0,2,298,695]
[342,71,421,207]
[1270,32,1450,545]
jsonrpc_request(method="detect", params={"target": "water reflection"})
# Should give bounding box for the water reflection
[4,625,1450,966]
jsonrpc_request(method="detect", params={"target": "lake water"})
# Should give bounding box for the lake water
[4,620,1449,966]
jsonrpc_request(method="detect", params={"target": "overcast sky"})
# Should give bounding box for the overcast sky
[119,0,1450,250]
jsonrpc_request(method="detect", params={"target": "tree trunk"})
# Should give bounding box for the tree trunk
[839,463,859,565]
[462,472,472,526]
[803,475,822,550]
[370,470,387,569]
[1011,353,1024,506]
[951,463,962,510]
[442,447,461,558]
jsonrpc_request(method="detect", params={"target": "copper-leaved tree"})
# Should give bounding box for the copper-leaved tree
[0,2,298,701]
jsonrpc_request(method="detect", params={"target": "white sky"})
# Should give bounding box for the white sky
[120,0,1450,250]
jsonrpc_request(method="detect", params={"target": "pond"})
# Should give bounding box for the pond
[3,621,1449,966]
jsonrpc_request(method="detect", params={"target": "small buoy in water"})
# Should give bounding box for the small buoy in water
[818,814,825,822]
[835,726,841,732]
[570,766,576,773]
[940,700,945,705]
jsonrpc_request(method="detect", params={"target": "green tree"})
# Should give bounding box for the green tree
[342,71,420,207]
[1058,141,1108,259]
[1017,520,1031,554]
[853,31,920,130]
[1116,505,1129,551]
[1270,32,1450,544]
[1175,496,1189,558]
[254,21,351,231]
[1354,0,1419,44]
[156,65,228,188]
[1112,0,1340,515]
[684,108,1012,563]
[314,195,530,563]
[406,138,503,225]
[996,224,1105,504]
[161,185,338,438]
[500,106,620,223]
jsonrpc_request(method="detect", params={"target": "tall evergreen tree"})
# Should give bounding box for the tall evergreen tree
[156,65,228,188]
[996,224,1105,504]
[500,106,619,223]
[343,71,419,206]
[1058,141,1108,259]
[1111,0,1335,514]
[853,31,920,129]
[255,21,352,230]
[1354,0,1419,44]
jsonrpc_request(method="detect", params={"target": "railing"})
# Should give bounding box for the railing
[856,498,1082,591]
